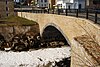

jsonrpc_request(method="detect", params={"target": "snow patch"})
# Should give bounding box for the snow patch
[0,47,70,67]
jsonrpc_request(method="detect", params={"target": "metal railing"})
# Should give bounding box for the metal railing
[14,8,100,24]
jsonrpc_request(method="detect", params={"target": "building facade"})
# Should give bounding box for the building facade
[0,0,14,18]
[86,0,100,9]
[37,0,48,8]
[56,0,86,9]
[14,0,32,6]
[48,0,56,9]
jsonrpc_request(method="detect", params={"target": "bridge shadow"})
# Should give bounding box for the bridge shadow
[41,25,70,46]
[41,25,71,67]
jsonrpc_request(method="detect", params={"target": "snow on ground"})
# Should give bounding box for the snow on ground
[0,46,71,67]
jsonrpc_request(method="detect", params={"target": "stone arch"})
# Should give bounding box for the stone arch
[18,12,100,67]
[41,23,71,46]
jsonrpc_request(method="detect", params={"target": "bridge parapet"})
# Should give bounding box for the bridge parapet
[18,12,100,67]
[18,12,100,45]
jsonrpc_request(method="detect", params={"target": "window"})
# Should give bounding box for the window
[6,0,7,4]
[6,13,8,16]
[41,4,43,7]
[44,0,47,2]
[21,0,24,2]
[41,0,43,2]
[44,4,46,7]
[6,7,8,11]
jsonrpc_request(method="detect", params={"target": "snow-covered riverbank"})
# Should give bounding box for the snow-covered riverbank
[0,46,70,67]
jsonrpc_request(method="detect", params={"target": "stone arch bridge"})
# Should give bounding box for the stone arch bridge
[18,12,100,67]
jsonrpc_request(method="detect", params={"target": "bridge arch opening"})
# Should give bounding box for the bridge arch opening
[40,23,71,67]
[41,25,70,46]
[41,24,71,66]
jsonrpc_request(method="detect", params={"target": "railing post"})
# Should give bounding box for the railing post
[57,5,60,15]
[34,10,35,13]
[48,9,49,14]
[76,9,78,17]
[35,10,36,13]
[38,10,39,13]
[95,10,97,23]
[37,10,38,13]
[58,9,60,15]
[36,10,37,13]
[86,8,88,19]
[44,10,45,13]
[39,10,40,13]
[52,8,54,14]
[48,3,50,14]
[32,10,34,13]
[41,10,42,13]
[66,9,68,16]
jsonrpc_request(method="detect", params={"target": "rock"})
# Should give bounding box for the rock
[49,41,58,48]
[0,34,5,49]
[55,57,71,67]
[58,42,64,47]
[4,48,11,51]
[13,42,28,51]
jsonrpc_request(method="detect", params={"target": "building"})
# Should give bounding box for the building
[37,0,48,8]
[25,0,32,6]
[0,0,14,18]
[14,0,32,6]
[48,0,56,9]
[86,0,100,9]
[56,0,86,9]
[30,0,38,6]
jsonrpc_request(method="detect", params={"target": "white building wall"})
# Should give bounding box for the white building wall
[37,0,48,8]
[14,0,19,3]
[56,0,85,9]
[78,0,85,9]
[72,0,78,9]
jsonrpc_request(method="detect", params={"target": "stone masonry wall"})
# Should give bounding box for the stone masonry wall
[18,12,100,45]
[0,0,14,18]
[0,25,39,41]
[18,12,100,67]
[71,35,100,67]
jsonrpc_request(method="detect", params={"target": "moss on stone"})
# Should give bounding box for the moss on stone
[0,16,37,26]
